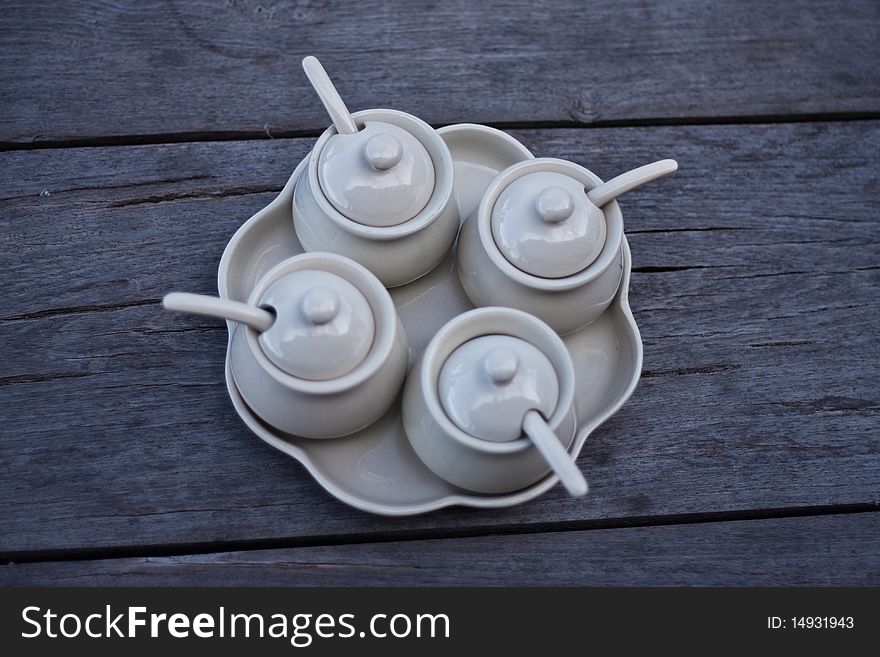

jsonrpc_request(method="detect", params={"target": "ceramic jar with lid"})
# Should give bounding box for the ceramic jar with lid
[456,158,625,335]
[402,307,577,494]
[228,252,408,439]
[293,109,460,287]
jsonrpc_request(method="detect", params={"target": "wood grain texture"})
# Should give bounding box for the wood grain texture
[1,120,877,555]
[1,0,878,145]
[2,513,877,585]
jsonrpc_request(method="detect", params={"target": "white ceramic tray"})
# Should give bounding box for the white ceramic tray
[218,124,643,515]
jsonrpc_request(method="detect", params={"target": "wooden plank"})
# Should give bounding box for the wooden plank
[0,121,878,554]
[3,121,878,317]
[1,0,878,145]
[2,513,877,585]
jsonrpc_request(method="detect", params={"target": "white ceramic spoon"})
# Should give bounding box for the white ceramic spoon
[302,55,359,135]
[163,292,274,332]
[587,159,678,208]
[523,410,589,497]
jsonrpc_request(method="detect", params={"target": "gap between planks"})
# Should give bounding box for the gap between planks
[2,503,877,567]
[3,111,879,153]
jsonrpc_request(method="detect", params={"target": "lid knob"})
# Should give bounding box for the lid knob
[364,133,403,171]
[535,186,574,224]
[483,347,519,385]
[300,286,341,325]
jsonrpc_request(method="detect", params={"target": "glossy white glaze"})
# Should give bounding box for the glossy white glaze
[458,158,625,335]
[491,170,606,278]
[257,269,374,381]
[402,307,577,494]
[318,121,435,227]
[438,335,558,442]
[293,109,459,287]
[228,251,407,439]
[435,124,535,219]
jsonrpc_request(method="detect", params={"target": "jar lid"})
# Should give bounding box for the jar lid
[317,121,435,227]
[491,170,606,278]
[438,335,559,442]
[257,270,374,380]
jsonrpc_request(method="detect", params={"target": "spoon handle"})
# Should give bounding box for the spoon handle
[587,159,678,208]
[523,410,588,497]
[302,56,359,135]
[163,293,274,332]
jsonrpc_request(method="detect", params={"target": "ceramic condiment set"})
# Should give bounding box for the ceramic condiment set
[163,56,677,501]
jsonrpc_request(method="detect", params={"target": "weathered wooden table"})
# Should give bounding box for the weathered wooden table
[1,0,878,585]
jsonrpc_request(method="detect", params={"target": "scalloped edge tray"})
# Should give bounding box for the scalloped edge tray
[217,124,643,515]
